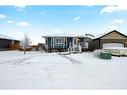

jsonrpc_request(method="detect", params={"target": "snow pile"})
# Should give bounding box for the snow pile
[93,49,102,57]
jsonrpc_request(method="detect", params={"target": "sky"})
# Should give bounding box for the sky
[0,5,127,44]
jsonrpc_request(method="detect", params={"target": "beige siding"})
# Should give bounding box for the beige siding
[101,32,127,39]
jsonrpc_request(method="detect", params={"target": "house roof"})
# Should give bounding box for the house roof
[42,32,91,38]
[0,34,20,41]
[93,30,127,40]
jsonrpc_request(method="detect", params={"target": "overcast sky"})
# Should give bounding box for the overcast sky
[0,5,127,44]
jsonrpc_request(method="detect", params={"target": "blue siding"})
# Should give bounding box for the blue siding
[47,37,51,48]
[67,37,73,48]
[46,37,67,49]
[46,37,85,49]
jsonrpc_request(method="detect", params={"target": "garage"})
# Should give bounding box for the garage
[103,43,124,48]
[92,30,127,50]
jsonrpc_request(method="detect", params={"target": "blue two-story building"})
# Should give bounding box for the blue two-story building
[42,33,91,52]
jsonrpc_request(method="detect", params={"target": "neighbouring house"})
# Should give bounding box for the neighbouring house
[19,43,46,51]
[0,35,20,51]
[90,30,127,51]
[42,33,92,52]
[31,45,39,51]
[19,46,32,51]
[30,43,46,51]
[38,43,46,51]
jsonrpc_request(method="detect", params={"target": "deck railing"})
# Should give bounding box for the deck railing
[69,42,88,49]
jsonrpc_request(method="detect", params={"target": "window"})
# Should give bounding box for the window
[64,38,67,46]
[73,38,77,45]
[55,37,63,46]
[85,43,88,48]
[74,39,76,44]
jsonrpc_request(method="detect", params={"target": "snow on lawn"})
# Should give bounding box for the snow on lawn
[0,51,127,89]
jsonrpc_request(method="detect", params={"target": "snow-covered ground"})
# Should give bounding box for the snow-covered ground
[0,51,127,89]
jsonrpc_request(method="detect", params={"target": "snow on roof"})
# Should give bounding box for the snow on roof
[42,32,92,38]
[92,30,127,40]
[92,31,120,39]
[0,34,19,41]
[92,33,107,39]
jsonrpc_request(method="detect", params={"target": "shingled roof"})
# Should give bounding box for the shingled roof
[93,30,127,40]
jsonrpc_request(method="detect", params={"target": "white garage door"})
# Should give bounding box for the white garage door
[103,43,124,48]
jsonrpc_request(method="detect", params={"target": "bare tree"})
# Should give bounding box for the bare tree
[20,33,32,54]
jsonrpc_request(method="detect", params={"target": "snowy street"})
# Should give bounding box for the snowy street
[0,51,127,89]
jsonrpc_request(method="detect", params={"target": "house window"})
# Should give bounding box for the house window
[55,37,63,46]
[64,38,67,46]
[74,38,77,45]
[85,43,88,48]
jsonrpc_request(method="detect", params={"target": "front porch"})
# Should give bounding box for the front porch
[68,42,88,53]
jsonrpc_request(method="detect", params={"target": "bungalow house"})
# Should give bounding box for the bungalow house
[42,33,91,52]
[91,30,127,50]
[0,35,20,51]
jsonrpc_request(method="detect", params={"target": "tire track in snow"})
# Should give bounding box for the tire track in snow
[0,56,34,64]
[57,53,81,64]
[12,56,34,64]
